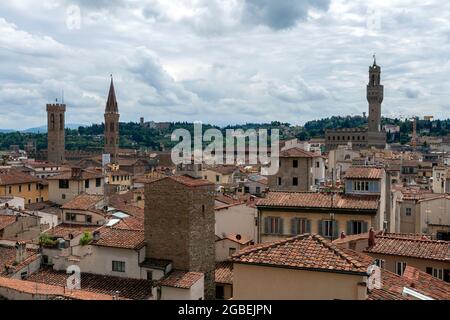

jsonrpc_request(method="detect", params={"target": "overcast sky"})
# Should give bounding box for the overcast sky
[1,0,450,130]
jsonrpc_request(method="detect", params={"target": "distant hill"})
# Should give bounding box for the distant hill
[0,129,14,133]
[21,123,85,133]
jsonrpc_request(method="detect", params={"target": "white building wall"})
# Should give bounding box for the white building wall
[215,204,257,241]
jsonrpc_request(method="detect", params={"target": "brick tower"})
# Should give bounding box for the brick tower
[46,102,66,164]
[144,176,216,299]
[104,76,120,163]
[367,55,386,149]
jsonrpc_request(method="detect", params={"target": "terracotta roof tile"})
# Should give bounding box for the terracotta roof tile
[279,148,316,158]
[364,236,450,262]
[27,267,152,300]
[0,215,16,231]
[46,224,100,240]
[231,234,374,275]
[61,194,103,211]
[0,168,43,185]
[46,169,103,180]
[157,270,203,289]
[344,166,384,180]
[215,262,233,285]
[0,276,118,300]
[0,245,40,276]
[91,226,145,250]
[147,175,214,188]
[257,191,380,211]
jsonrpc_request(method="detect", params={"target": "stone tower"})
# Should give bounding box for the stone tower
[144,176,216,299]
[104,76,120,163]
[367,56,386,149]
[46,102,66,164]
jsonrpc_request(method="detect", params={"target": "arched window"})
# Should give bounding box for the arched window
[372,75,376,85]
[60,114,63,131]
[50,114,55,130]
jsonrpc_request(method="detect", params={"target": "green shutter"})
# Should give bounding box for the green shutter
[264,217,269,234]
[291,218,297,235]
[333,220,339,238]
[306,220,311,233]
[318,220,323,236]
[362,221,368,233]
[347,221,353,235]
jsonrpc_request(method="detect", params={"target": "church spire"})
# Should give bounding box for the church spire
[105,75,118,113]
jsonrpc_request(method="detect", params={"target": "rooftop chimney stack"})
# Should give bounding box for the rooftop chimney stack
[15,241,27,264]
[368,228,376,248]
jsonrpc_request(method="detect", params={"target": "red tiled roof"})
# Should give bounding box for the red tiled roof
[368,267,450,300]
[61,194,103,211]
[0,168,43,185]
[147,175,214,188]
[257,191,380,211]
[0,245,40,276]
[114,216,144,230]
[91,226,145,250]
[279,148,316,158]
[207,165,238,175]
[231,234,374,275]
[364,236,450,262]
[46,169,103,180]
[0,276,118,300]
[27,267,152,300]
[215,262,233,285]
[0,215,16,231]
[344,166,384,180]
[157,270,203,289]
[46,224,100,240]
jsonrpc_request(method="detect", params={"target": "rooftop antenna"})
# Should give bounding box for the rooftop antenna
[62,89,64,104]
[373,53,377,66]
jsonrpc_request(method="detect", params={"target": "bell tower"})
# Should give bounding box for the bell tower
[366,55,386,149]
[104,76,120,163]
[46,101,66,164]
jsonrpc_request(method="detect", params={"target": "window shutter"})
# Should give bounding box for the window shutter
[426,267,433,275]
[264,217,269,234]
[291,218,297,235]
[444,269,449,282]
[306,220,311,233]
[278,218,284,234]
[347,221,353,235]
[362,221,368,233]
[318,220,323,236]
[333,220,339,238]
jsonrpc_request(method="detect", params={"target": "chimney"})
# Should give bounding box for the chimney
[93,230,101,241]
[368,228,376,248]
[340,231,346,239]
[15,241,27,264]
[71,167,82,179]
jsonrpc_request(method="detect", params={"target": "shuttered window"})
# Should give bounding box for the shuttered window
[291,218,311,235]
[318,220,339,238]
[264,217,284,235]
[346,220,368,235]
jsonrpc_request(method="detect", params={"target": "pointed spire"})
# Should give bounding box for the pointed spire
[373,53,377,66]
[105,75,118,113]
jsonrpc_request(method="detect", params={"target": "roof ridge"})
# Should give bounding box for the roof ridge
[313,234,366,269]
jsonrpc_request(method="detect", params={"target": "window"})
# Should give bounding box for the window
[216,285,225,300]
[375,259,385,269]
[216,175,220,183]
[85,179,90,189]
[147,271,153,280]
[322,220,336,238]
[59,179,69,189]
[36,198,39,203]
[62,194,66,200]
[8,186,11,194]
[353,181,369,192]
[28,184,31,191]
[20,271,28,280]
[28,199,31,204]
[292,177,298,186]
[291,218,309,235]
[347,220,367,235]
[96,178,101,187]
[293,159,298,168]
[277,177,282,186]
[86,215,92,223]
[18,185,22,193]
[65,212,76,222]
[255,186,261,194]
[264,217,283,234]
[229,248,237,256]
[396,262,406,276]
[316,162,320,168]
[112,261,125,272]
[405,208,412,216]
[427,267,444,281]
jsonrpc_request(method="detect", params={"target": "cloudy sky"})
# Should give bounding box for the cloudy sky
[1,0,450,130]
